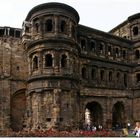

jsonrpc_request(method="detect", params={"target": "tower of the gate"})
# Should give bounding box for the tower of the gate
[22,2,80,130]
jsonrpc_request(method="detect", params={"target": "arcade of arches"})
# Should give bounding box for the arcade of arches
[84,101,126,129]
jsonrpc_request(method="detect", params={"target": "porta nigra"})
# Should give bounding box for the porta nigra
[0,2,140,131]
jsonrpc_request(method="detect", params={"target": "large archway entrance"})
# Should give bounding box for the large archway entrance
[85,102,103,127]
[112,101,125,129]
[11,90,26,131]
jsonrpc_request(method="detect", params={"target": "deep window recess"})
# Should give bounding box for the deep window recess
[109,71,112,81]
[15,30,21,38]
[124,74,127,87]
[135,50,140,59]
[46,118,51,122]
[91,69,96,80]
[100,70,104,81]
[90,41,96,52]
[133,26,138,36]
[122,50,126,59]
[117,72,120,82]
[45,54,53,67]
[0,28,4,37]
[82,67,87,79]
[25,26,29,33]
[35,23,39,33]
[60,118,63,122]
[61,54,67,67]
[81,39,86,51]
[115,48,119,57]
[136,73,140,82]
[33,56,38,69]
[99,43,104,54]
[45,19,53,32]
[9,28,14,37]
[61,20,66,32]
[108,46,111,55]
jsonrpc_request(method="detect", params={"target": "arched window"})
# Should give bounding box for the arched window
[81,39,86,51]
[135,50,140,59]
[91,69,96,80]
[45,19,53,32]
[45,54,53,67]
[61,54,67,67]
[90,41,96,52]
[124,74,127,87]
[61,20,66,32]
[133,26,138,36]
[109,71,112,81]
[100,70,104,81]
[82,67,86,79]
[33,56,38,70]
[35,23,39,33]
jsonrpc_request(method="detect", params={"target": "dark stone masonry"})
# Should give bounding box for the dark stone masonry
[0,2,140,131]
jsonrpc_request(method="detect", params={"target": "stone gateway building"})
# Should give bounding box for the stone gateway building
[0,2,140,131]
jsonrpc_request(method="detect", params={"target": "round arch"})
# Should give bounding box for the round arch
[85,101,103,127]
[11,89,26,131]
[112,101,125,129]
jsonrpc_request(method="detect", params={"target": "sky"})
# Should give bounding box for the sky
[0,0,140,32]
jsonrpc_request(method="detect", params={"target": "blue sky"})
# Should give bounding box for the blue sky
[0,0,140,31]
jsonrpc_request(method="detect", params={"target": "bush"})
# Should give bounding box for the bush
[0,129,116,137]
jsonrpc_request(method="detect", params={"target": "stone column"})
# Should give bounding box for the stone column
[54,16,58,35]
[106,97,112,129]
[53,88,61,129]
[25,92,32,130]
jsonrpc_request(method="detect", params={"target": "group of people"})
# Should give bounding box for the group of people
[83,124,103,131]
[133,122,140,137]
[122,121,140,137]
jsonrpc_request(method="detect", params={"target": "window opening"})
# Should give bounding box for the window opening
[108,46,111,55]
[122,50,126,59]
[45,19,53,32]
[90,41,95,52]
[133,26,138,36]
[117,72,120,82]
[9,28,14,37]
[45,54,53,67]
[115,48,119,57]
[15,30,21,38]
[136,73,140,82]
[82,67,86,79]
[135,50,139,59]
[109,71,112,81]
[124,74,127,87]
[81,39,86,51]
[35,23,39,33]
[99,43,104,54]
[61,54,67,67]
[33,56,38,69]
[61,20,66,32]
[100,70,104,81]
[91,69,96,80]
[0,28,4,37]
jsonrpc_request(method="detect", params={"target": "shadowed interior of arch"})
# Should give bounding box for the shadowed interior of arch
[85,102,103,127]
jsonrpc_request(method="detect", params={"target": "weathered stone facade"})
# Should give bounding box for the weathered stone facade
[0,2,140,131]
